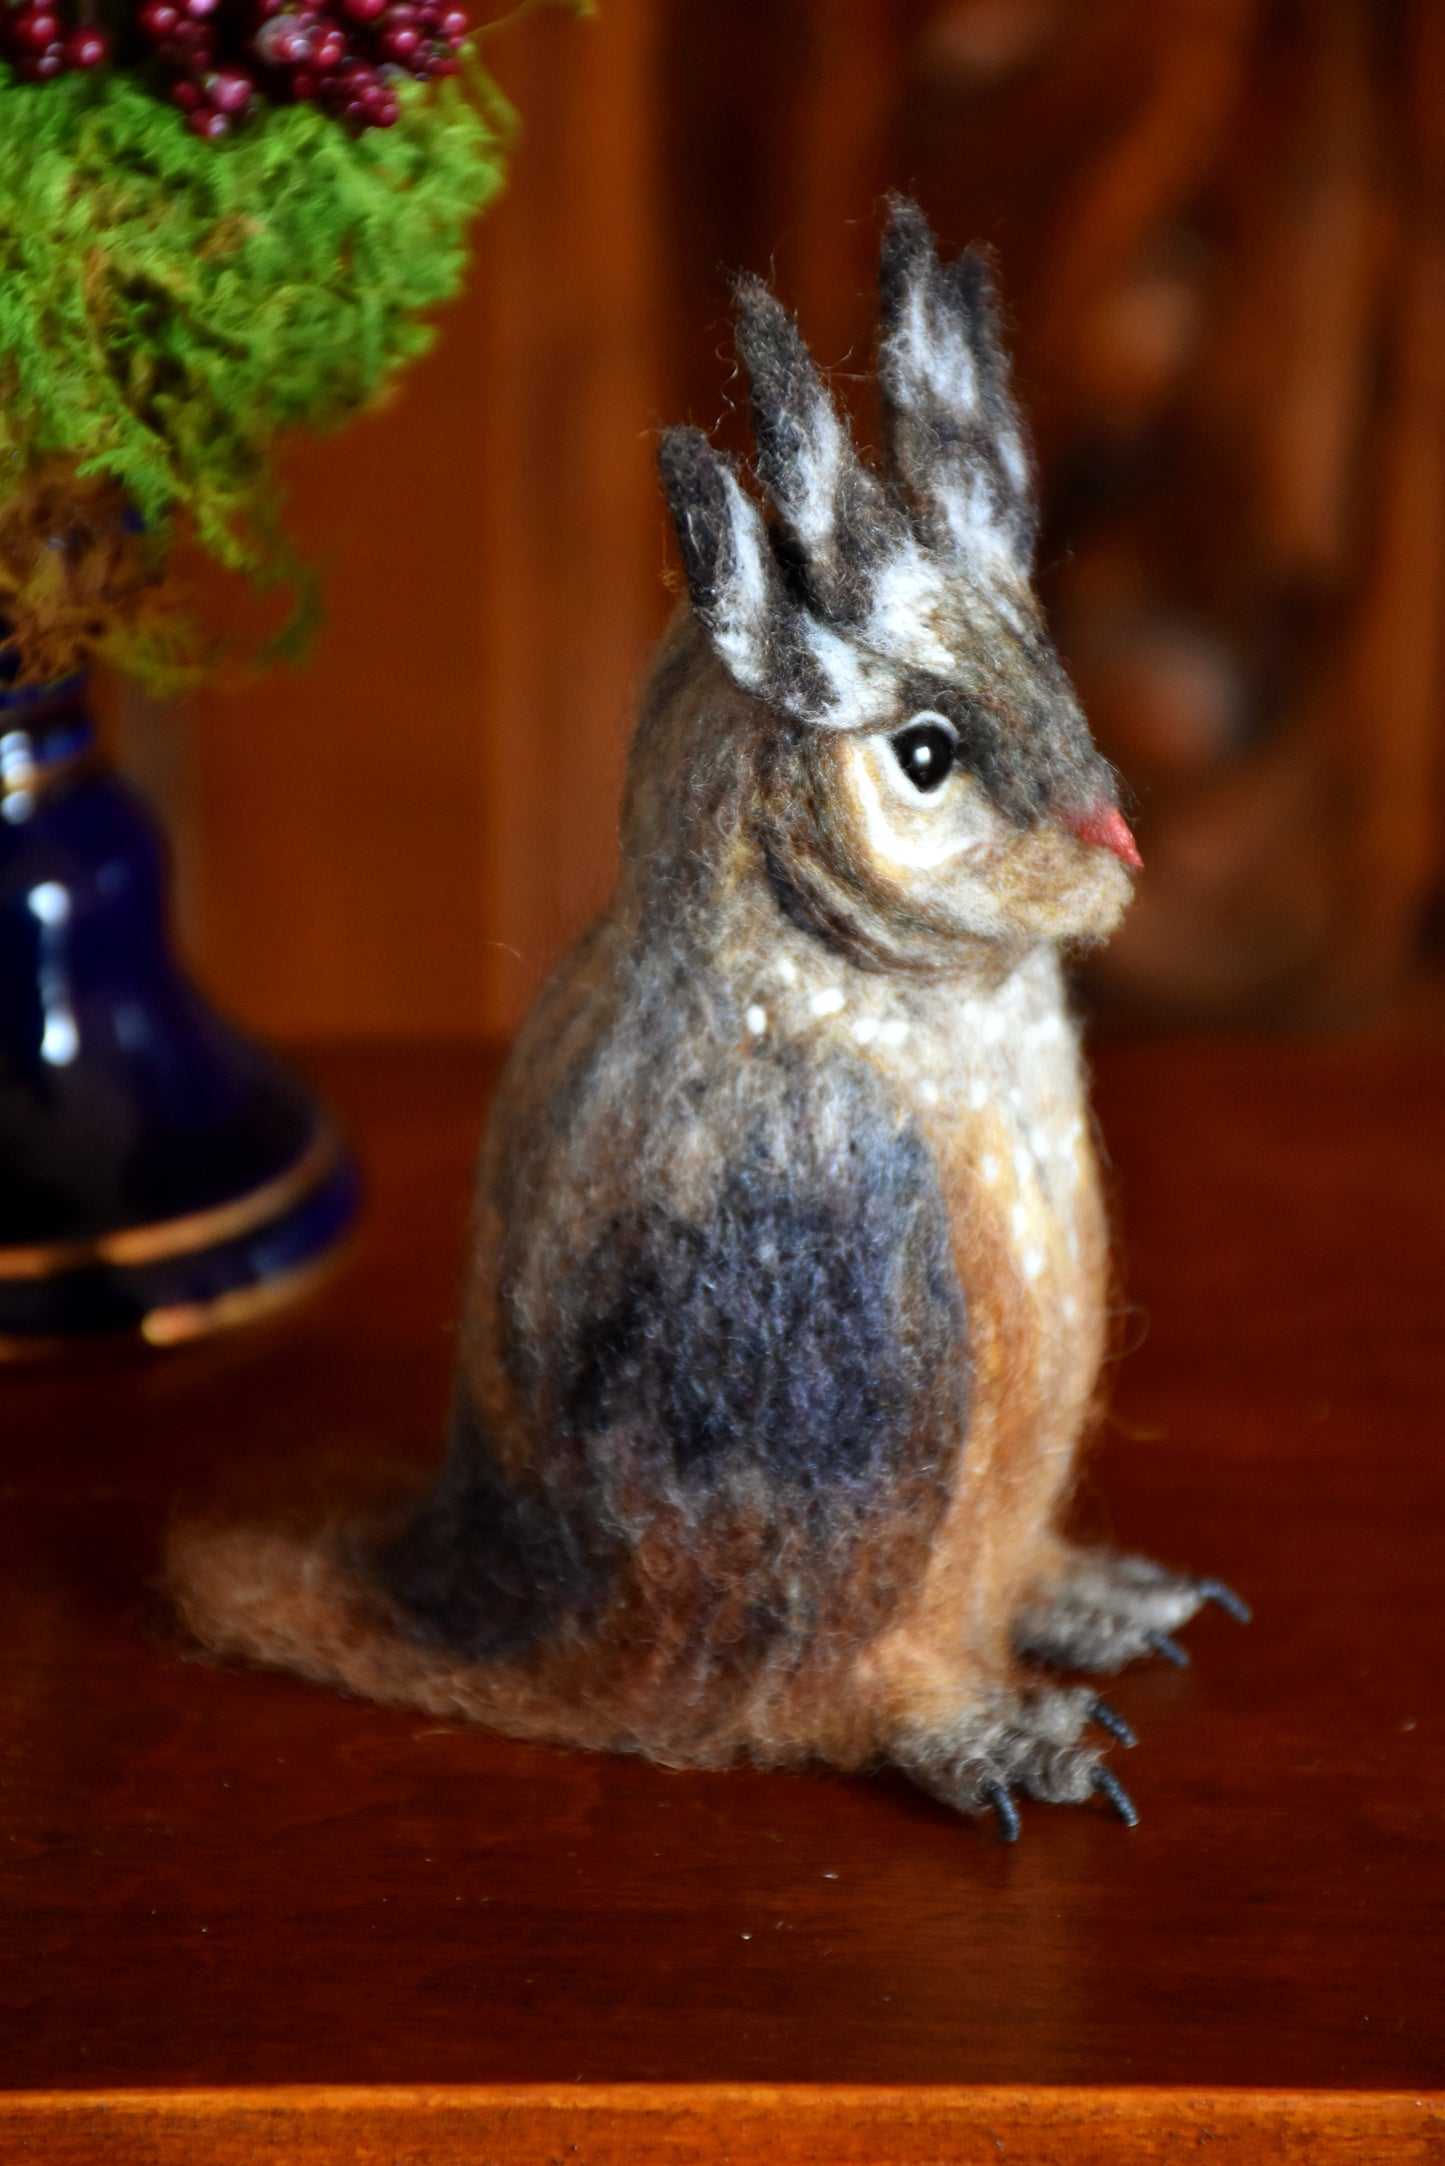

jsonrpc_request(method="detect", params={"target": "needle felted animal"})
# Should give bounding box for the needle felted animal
[172,198,1247,1838]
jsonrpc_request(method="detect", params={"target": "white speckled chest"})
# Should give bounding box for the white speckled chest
[740,932,1102,1390]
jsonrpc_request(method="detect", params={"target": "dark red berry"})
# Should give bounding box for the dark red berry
[62,25,109,65]
[380,23,418,58]
[206,65,254,109]
[170,75,203,107]
[11,11,62,53]
[32,41,65,75]
[187,101,230,137]
[138,0,181,35]
[253,14,302,61]
[439,8,466,37]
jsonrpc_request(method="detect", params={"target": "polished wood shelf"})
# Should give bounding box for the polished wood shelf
[3,1023,1442,2160]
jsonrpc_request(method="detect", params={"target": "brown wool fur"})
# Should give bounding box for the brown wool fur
[171,201,1245,1835]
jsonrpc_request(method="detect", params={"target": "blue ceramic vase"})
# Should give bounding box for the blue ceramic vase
[0,673,358,1354]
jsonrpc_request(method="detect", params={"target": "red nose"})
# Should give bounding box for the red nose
[1065,802,1142,869]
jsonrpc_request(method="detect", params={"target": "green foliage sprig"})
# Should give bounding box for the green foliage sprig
[0,61,506,682]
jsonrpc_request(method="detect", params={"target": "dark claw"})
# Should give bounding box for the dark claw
[984,1780,1020,1843]
[1197,1578,1252,1625]
[1146,1628,1190,1668]
[1089,1696,1137,1748]
[1093,1765,1140,1828]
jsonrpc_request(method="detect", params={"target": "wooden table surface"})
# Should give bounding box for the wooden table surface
[3,1018,1444,2161]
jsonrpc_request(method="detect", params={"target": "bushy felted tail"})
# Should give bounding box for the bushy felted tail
[166,1490,567,1738]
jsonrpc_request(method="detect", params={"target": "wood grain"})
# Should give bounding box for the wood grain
[112,1,1445,1040]
[2,2084,1442,2163]
[185,0,667,1040]
[1,1015,1443,2127]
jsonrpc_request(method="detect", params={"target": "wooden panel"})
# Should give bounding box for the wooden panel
[2,1018,1444,2099]
[660,0,1445,1022]
[2,2084,1442,2162]
[186,1,666,1039]
[894,0,1445,1019]
[116,0,1445,1036]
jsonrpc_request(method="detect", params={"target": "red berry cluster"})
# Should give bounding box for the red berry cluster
[138,0,470,137]
[0,3,108,82]
[1,0,470,135]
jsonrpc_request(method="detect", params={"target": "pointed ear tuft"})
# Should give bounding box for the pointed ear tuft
[951,246,1032,502]
[657,424,788,700]
[878,195,1037,579]
[732,273,893,619]
[877,195,942,354]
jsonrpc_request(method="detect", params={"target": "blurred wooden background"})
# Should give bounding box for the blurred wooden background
[117,0,1445,1039]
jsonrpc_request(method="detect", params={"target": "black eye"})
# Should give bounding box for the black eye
[890,717,956,794]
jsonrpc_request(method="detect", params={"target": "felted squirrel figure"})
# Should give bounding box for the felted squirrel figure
[173,198,1247,1839]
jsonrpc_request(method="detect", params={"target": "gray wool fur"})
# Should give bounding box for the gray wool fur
[170,199,1246,1840]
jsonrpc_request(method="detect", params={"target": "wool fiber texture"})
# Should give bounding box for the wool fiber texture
[172,200,1235,1834]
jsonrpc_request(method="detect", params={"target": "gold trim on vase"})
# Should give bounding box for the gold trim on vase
[0,743,98,816]
[0,1125,341,1281]
[0,1242,351,1363]
[139,1244,350,1347]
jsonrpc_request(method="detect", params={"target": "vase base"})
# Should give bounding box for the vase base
[0,1124,359,1358]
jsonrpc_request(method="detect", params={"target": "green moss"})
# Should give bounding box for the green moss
[0,63,507,677]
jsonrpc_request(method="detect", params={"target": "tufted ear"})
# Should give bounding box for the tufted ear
[878,196,1038,585]
[657,425,797,702]
[658,205,1049,728]
[732,274,899,624]
[657,421,899,729]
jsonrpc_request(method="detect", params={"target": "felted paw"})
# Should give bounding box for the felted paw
[1013,1548,1250,1675]
[896,1682,1138,1841]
